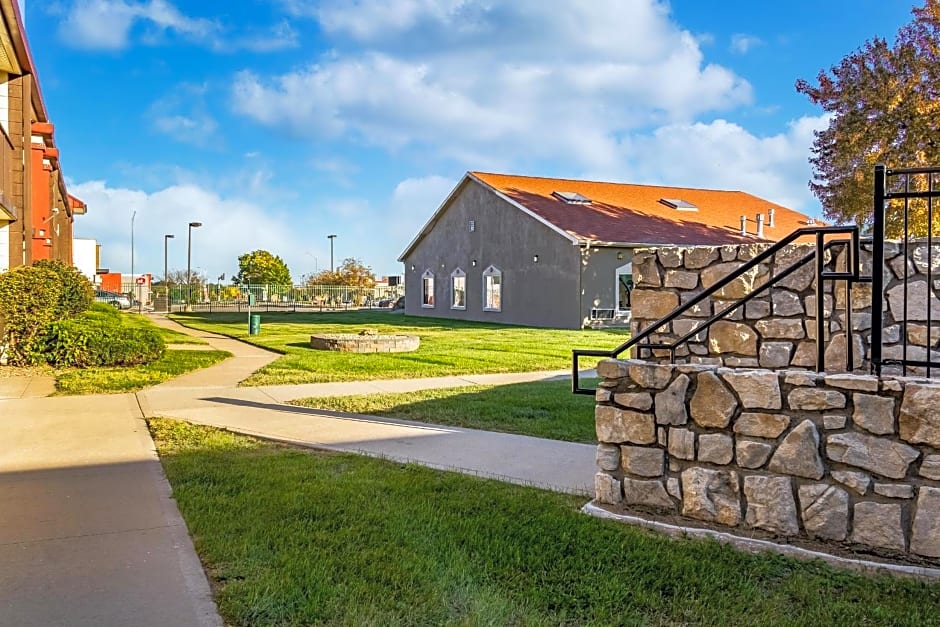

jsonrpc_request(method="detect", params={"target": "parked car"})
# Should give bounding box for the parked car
[377,296,405,308]
[95,290,132,310]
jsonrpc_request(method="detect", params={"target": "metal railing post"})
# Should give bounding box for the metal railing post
[871,165,886,376]
[845,241,855,371]
[815,231,826,372]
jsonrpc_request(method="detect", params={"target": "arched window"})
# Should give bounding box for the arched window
[451,268,466,309]
[483,265,501,311]
[616,262,633,312]
[421,270,435,308]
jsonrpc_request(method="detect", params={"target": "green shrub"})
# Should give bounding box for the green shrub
[0,265,62,365]
[34,259,94,317]
[44,313,166,367]
[84,302,122,322]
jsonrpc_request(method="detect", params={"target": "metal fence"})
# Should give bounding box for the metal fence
[106,283,405,314]
[872,164,940,377]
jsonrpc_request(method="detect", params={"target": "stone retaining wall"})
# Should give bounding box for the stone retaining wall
[630,241,940,373]
[594,358,940,561]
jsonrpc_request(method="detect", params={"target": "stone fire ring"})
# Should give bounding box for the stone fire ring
[310,333,420,353]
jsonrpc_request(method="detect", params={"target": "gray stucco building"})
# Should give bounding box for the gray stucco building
[398,172,815,329]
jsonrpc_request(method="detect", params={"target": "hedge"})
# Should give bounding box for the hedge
[43,312,166,367]
[0,265,63,364]
[34,259,94,317]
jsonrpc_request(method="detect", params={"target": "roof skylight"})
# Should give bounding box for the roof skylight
[660,198,698,211]
[552,191,592,204]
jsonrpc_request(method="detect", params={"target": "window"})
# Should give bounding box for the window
[483,265,502,311]
[616,262,633,312]
[659,198,698,211]
[421,270,435,308]
[451,268,466,309]
[552,190,591,204]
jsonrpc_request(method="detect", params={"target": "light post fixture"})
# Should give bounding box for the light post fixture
[164,234,175,313]
[328,234,337,272]
[187,221,202,304]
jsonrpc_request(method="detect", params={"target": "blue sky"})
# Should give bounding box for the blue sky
[25,0,915,281]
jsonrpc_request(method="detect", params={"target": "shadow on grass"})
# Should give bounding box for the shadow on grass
[292,378,599,443]
[285,342,316,350]
[152,419,940,627]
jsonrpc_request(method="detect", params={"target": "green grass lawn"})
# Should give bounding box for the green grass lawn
[292,378,599,442]
[55,349,231,395]
[151,419,940,627]
[121,313,207,345]
[169,311,626,386]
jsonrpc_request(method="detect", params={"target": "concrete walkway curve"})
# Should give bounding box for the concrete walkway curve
[1,313,597,626]
[141,314,597,495]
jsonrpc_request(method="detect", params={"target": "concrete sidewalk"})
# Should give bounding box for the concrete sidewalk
[140,385,596,495]
[0,394,220,626]
[0,375,56,399]
[142,315,598,494]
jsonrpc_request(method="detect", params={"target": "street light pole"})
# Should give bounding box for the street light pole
[131,210,138,311]
[164,234,175,313]
[328,234,337,272]
[131,210,136,287]
[187,222,203,303]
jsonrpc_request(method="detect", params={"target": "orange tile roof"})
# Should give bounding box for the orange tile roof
[471,171,819,246]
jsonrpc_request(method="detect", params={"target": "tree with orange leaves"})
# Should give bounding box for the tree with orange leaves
[797,1,940,235]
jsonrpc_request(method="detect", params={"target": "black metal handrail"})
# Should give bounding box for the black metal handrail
[572,225,863,394]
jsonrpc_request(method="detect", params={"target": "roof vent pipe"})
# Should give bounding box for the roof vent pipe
[768,207,775,228]
[756,213,765,239]
[740,215,747,236]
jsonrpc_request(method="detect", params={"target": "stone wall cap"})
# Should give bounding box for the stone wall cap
[823,374,880,392]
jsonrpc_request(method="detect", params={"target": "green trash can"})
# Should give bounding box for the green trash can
[249,313,261,336]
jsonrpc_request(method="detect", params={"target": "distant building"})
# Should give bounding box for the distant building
[399,172,817,329]
[0,1,88,272]
[375,275,403,288]
[73,237,99,282]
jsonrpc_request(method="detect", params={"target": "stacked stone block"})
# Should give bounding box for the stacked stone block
[630,242,940,374]
[594,358,940,560]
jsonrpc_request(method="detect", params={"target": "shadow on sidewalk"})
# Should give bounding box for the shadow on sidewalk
[200,396,458,433]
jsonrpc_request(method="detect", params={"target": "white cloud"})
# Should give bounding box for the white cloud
[232,0,752,171]
[730,33,763,54]
[148,84,218,146]
[58,0,218,50]
[56,0,297,52]
[610,114,830,213]
[388,175,458,250]
[307,0,469,40]
[70,179,310,280]
[223,20,299,53]
[68,174,435,279]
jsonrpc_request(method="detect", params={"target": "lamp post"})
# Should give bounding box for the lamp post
[187,222,202,304]
[164,234,175,313]
[131,210,138,311]
[327,234,337,272]
[131,210,137,287]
